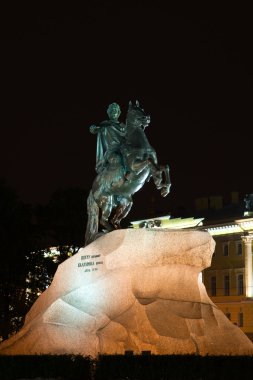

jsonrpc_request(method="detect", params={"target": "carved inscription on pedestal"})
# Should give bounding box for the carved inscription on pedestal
[77,254,103,273]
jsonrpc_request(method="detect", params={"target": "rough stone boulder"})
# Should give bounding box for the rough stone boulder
[1,228,253,356]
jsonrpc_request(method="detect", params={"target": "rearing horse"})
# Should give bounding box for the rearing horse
[85,101,171,245]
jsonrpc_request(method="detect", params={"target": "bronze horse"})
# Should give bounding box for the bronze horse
[85,101,171,245]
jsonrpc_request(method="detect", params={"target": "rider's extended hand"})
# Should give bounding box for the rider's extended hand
[90,125,99,134]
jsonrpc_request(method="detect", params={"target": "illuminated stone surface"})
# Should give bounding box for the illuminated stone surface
[1,229,253,356]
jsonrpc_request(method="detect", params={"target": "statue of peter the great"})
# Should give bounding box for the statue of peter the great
[85,100,171,245]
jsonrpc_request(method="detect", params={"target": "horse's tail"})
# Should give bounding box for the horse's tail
[85,190,99,246]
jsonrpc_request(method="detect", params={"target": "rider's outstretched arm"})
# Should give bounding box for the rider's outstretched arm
[89,124,101,134]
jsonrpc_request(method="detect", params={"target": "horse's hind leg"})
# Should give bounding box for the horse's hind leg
[99,195,114,231]
[118,201,133,223]
[111,205,124,229]
[111,198,133,229]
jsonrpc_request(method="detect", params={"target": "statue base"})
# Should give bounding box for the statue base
[1,228,253,356]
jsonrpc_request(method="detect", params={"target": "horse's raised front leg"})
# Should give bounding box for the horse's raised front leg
[148,162,171,197]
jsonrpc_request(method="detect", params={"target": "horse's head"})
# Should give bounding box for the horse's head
[126,100,151,130]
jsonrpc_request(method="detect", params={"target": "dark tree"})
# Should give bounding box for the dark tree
[35,187,87,262]
[0,184,88,340]
[0,180,33,339]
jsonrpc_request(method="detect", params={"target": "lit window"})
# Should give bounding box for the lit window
[238,312,243,327]
[237,274,244,295]
[210,276,216,296]
[223,243,229,256]
[224,275,230,296]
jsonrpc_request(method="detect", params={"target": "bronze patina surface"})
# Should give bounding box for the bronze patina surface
[85,101,171,245]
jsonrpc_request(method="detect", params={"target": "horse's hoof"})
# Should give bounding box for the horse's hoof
[100,220,114,232]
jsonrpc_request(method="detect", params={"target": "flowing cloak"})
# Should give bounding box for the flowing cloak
[96,120,126,173]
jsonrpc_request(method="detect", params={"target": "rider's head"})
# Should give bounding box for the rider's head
[107,103,121,121]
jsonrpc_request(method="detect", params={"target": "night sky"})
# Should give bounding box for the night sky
[1,3,253,220]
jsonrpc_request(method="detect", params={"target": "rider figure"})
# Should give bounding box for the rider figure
[89,103,126,174]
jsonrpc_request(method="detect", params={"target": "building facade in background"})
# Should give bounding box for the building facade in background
[201,216,253,341]
[130,192,253,341]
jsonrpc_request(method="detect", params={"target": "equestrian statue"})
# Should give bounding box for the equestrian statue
[85,101,171,245]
